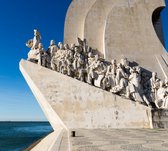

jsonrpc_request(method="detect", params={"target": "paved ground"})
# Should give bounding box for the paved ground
[70,129,168,151]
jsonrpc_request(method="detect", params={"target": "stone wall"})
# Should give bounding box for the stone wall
[20,60,152,129]
[152,109,168,128]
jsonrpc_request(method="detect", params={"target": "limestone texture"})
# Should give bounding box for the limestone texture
[20,59,152,129]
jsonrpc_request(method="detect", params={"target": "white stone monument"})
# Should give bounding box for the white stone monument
[20,0,168,150]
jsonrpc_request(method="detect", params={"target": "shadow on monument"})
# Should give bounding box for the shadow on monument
[152,6,165,48]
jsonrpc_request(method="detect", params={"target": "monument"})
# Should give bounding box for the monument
[20,0,168,150]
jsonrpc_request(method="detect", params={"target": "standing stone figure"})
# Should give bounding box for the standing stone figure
[105,59,117,89]
[156,81,168,108]
[149,72,160,103]
[127,67,143,102]
[32,29,41,50]
[47,40,57,58]
[38,43,48,67]
[115,63,128,86]
[47,40,57,68]
[26,29,43,64]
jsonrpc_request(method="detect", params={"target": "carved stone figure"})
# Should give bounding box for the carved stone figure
[78,68,86,82]
[32,29,41,50]
[27,42,42,64]
[105,59,117,89]
[95,62,107,88]
[52,42,65,72]
[127,67,143,102]
[87,66,97,85]
[70,43,75,51]
[110,77,128,97]
[47,40,57,58]
[115,63,128,86]
[26,29,44,65]
[149,72,160,103]
[87,52,94,65]
[165,78,168,88]
[156,81,168,108]
[120,57,131,75]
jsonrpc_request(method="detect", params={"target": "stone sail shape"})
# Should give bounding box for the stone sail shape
[20,59,152,129]
[64,0,96,45]
[84,0,124,56]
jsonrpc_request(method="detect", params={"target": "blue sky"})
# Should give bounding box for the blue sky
[0,0,71,121]
[0,0,167,121]
[162,1,168,50]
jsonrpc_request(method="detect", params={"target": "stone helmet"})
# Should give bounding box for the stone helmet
[117,63,122,68]
[88,52,92,58]
[64,44,69,49]
[152,72,157,78]
[58,42,64,49]
[95,54,99,60]
[111,59,116,65]
[34,29,40,36]
[70,43,75,49]
[38,43,43,49]
[164,78,168,85]
[50,40,55,46]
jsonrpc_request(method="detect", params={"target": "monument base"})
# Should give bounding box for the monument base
[20,59,153,129]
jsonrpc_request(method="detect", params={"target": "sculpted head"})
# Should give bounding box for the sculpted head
[136,66,141,73]
[130,67,135,73]
[120,57,128,66]
[64,44,69,50]
[164,78,168,85]
[50,40,55,46]
[88,52,92,58]
[152,72,157,78]
[117,63,122,68]
[38,43,43,49]
[58,42,64,49]
[70,44,75,49]
[95,54,99,61]
[74,47,78,52]
[100,62,105,67]
[34,29,39,36]
[111,59,116,65]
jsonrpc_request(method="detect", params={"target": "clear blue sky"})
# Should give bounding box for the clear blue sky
[0,0,167,121]
[0,0,71,121]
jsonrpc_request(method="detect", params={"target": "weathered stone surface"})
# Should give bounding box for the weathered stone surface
[30,128,65,151]
[64,0,96,45]
[71,129,168,151]
[20,59,152,129]
[20,60,67,131]
[84,0,120,56]
[152,109,168,128]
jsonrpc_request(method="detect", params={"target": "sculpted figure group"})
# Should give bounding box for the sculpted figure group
[26,30,168,109]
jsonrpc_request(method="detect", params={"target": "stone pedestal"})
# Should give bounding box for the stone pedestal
[152,109,168,128]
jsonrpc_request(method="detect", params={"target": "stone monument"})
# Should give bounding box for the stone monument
[20,0,168,150]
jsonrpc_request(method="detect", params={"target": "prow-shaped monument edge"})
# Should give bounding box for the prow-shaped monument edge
[19,59,67,131]
[20,59,152,129]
